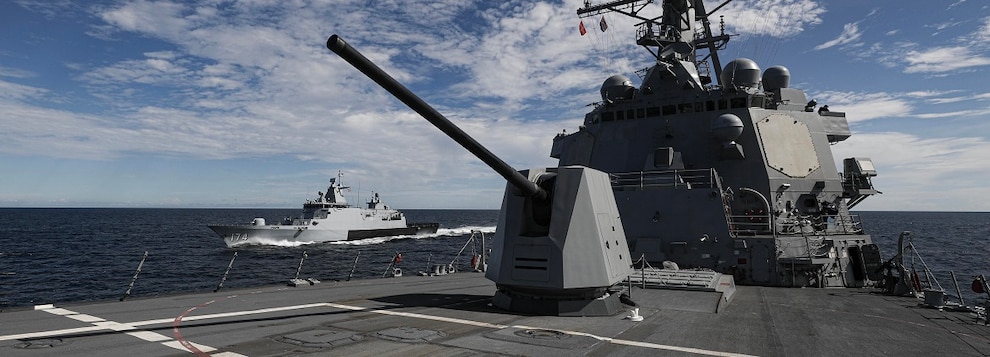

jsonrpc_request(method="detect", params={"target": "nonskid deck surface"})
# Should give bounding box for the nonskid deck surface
[2,273,989,356]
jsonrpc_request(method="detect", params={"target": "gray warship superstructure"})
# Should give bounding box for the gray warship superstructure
[549,0,883,287]
[208,171,439,247]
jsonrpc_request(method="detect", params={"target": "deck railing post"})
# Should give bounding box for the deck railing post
[120,251,148,301]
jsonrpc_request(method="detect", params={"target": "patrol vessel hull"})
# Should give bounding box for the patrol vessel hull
[208,171,439,247]
[209,222,440,246]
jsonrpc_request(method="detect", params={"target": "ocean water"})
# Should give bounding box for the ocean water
[0,209,987,309]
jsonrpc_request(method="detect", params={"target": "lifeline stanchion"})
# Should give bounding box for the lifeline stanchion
[214,252,238,292]
[120,251,148,301]
[294,251,308,281]
[346,252,360,281]
[949,271,964,306]
[288,251,310,286]
[382,252,402,278]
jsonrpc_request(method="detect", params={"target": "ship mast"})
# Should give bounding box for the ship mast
[577,0,733,86]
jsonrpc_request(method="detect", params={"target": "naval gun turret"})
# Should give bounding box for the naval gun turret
[327,35,633,316]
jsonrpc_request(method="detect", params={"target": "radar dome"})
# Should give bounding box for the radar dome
[720,58,760,89]
[762,66,791,91]
[600,75,635,102]
[711,113,744,143]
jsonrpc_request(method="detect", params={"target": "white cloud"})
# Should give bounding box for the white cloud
[977,16,990,41]
[914,107,990,119]
[811,91,913,122]
[904,46,990,73]
[0,65,36,79]
[814,22,861,50]
[832,132,990,211]
[714,0,826,37]
[0,79,48,100]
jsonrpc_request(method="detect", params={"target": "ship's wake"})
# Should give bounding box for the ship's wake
[331,225,496,246]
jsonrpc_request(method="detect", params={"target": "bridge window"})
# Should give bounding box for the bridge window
[647,106,660,117]
[730,97,747,109]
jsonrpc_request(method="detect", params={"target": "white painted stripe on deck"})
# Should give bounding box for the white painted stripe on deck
[9,300,756,357]
[0,326,108,341]
[0,305,237,356]
[177,302,331,322]
[41,307,77,316]
[93,320,138,331]
[325,302,758,357]
[127,330,173,342]
[162,340,217,353]
[67,313,105,323]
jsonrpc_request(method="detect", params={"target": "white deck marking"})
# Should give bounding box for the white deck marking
[325,302,758,357]
[162,340,217,353]
[67,313,105,323]
[0,326,107,341]
[7,300,755,357]
[0,305,244,356]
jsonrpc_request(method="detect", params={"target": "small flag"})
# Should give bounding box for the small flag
[579,20,587,36]
[600,16,608,32]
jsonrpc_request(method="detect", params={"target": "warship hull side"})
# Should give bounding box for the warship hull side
[209,222,440,246]
[2,273,988,356]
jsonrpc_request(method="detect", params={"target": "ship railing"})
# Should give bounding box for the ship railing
[729,214,864,236]
[635,23,681,47]
[610,168,719,191]
[776,214,865,236]
[727,215,773,235]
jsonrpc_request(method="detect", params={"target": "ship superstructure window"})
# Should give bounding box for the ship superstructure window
[647,107,660,117]
[662,105,676,115]
[718,99,728,110]
[637,108,645,118]
[706,101,715,111]
[730,97,747,108]
[627,109,635,119]
[602,111,614,122]
[616,111,625,120]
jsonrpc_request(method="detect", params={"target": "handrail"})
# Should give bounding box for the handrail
[730,214,865,236]
[610,168,719,190]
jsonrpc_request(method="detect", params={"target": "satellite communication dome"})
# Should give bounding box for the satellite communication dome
[720,58,760,89]
[600,75,635,102]
[711,113,744,143]
[762,66,791,91]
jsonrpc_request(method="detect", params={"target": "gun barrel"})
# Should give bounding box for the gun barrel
[327,34,547,201]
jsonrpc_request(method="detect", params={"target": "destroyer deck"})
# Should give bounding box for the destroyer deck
[2,272,988,356]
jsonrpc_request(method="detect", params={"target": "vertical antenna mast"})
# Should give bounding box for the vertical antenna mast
[577,0,733,87]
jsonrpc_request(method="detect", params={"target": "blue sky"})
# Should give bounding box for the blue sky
[1,0,989,210]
